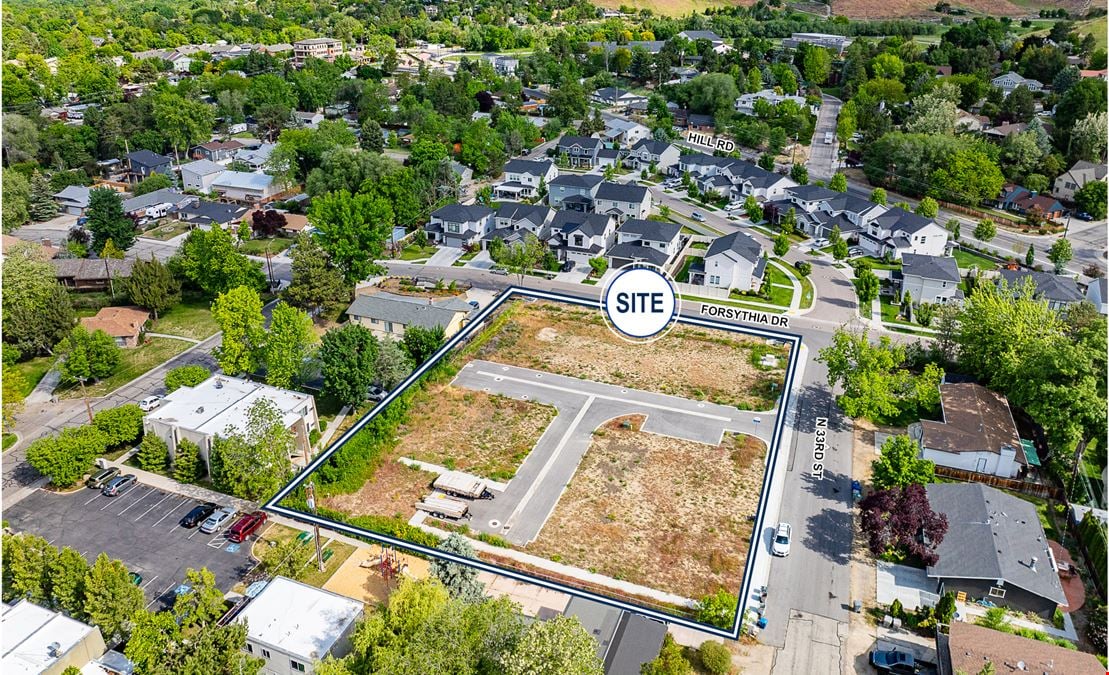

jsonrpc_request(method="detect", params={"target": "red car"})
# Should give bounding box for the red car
[227,511,268,543]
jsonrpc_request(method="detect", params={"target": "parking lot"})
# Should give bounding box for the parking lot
[5,483,259,608]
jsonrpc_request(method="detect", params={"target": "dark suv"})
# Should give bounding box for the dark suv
[180,502,219,529]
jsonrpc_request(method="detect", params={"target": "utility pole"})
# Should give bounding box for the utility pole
[306,481,324,572]
[79,378,94,424]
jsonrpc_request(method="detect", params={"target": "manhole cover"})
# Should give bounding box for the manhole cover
[489,520,501,528]
[494,377,503,381]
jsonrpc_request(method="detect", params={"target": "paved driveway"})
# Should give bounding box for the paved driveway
[426,246,464,267]
[449,359,777,545]
[464,250,496,270]
[6,485,258,608]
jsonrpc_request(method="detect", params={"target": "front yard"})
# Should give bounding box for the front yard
[240,236,294,256]
[56,337,191,399]
[397,244,440,261]
[141,220,193,241]
[10,354,56,397]
[951,247,998,270]
[153,297,220,340]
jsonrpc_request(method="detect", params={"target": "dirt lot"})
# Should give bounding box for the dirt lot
[528,416,767,599]
[472,301,788,411]
[322,459,436,520]
[397,386,556,481]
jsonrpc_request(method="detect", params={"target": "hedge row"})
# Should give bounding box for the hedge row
[1079,510,1107,594]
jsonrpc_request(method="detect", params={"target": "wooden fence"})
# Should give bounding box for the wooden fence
[933,465,1062,500]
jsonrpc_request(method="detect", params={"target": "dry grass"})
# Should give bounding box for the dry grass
[830,0,1082,18]
[472,301,788,411]
[528,416,767,599]
[397,385,556,481]
[322,460,436,520]
[376,277,466,298]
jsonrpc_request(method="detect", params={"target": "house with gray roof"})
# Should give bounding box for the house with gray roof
[122,188,192,217]
[925,483,1067,618]
[1085,276,1107,315]
[689,231,766,293]
[547,211,615,264]
[623,139,680,174]
[233,142,276,170]
[427,203,495,248]
[591,88,648,110]
[1053,159,1107,202]
[53,185,92,215]
[173,200,248,230]
[909,383,1027,479]
[899,254,962,305]
[998,269,1084,310]
[607,218,683,270]
[601,118,650,147]
[125,149,173,182]
[493,159,557,200]
[858,207,948,259]
[484,203,554,248]
[346,291,473,340]
[210,171,279,203]
[594,182,651,223]
[560,596,666,675]
[179,159,226,192]
[547,174,603,211]
[555,136,603,169]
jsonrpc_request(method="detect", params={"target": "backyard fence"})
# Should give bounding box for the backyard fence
[933,466,1062,500]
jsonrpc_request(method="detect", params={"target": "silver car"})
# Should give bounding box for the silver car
[199,506,238,534]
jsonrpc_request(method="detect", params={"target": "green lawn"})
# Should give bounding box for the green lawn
[141,220,192,241]
[775,260,815,310]
[10,355,56,397]
[855,256,901,271]
[681,294,786,314]
[299,540,357,589]
[154,298,219,340]
[879,295,914,325]
[675,255,697,282]
[951,247,998,270]
[240,237,294,256]
[3,433,19,451]
[56,338,191,399]
[398,244,440,261]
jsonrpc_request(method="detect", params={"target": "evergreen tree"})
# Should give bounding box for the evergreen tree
[1025,243,1035,267]
[29,171,58,222]
[86,188,136,252]
[173,439,202,483]
[125,257,181,319]
[137,434,169,473]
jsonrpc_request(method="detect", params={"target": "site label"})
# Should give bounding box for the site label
[601,265,678,342]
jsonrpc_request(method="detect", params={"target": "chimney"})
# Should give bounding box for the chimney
[1029,556,1038,572]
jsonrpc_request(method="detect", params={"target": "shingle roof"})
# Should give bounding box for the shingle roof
[998,269,1083,304]
[431,203,494,223]
[925,483,1067,606]
[346,292,469,330]
[606,241,670,266]
[920,383,1021,457]
[872,207,936,234]
[495,202,552,226]
[939,621,1102,675]
[122,188,188,213]
[80,306,150,338]
[50,257,135,281]
[52,185,91,206]
[617,218,681,243]
[788,184,839,201]
[550,174,603,190]
[556,135,602,151]
[180,159,226,177]
[680,30,723,41]
[705,231,763,265]
[502,158,553,177]
[630,139,672,155]
[551,211,611,238]
[603,613,667,675]
[901,253,960,283]
[127,149,172,167]
[176,200,249,225]
[596,181,649,203]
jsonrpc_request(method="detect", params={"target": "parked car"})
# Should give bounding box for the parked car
[86,466,120,489]
[101,474,137,497]
[812,238,830,248]
[139,395,163,412]
[771,522,792,556]
[691,211,705,222]
[824,131,834,144]
[227,511,268,543]
[366,384,388,402]
[869,650,916,674]
[725,201,744,211]
[180,502,219,528]
[200,506,238,534]
[1076,211,1094,221]
[490,266,509,276]
[560,260,574,273]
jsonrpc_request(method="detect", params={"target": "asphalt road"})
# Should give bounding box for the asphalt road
[6,484,257,606]
[451,360,776,546]
[807,95,842,180]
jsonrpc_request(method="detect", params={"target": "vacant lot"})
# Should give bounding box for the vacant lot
[472,301,788,410]
[322,459,436,521]
[398,386,556,481]
[529,416,766,599]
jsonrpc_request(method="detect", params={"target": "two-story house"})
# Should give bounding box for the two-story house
[484,202,555,247]
[180,159,227,193]
[689,231,766,293]
[998,269,1084,310]
[493,159,558,200]
[1053,160,1108,202]
[594,182,651,223]
[721,162,797,201]
[990,71,1044,95]
[606,218,683,270]
[190,139,243,163]
[556,136,603,169]
[857,207,948,259]
[426,203,495,248]
[899,253,963,305]
[623,139,681,174]
[126,149,173,183]
[591,87,648,109]
[547,174,603,211]
[602,118,651,147]
[773,189,886,240]
[546,211,615,265]
[678,30,732,53]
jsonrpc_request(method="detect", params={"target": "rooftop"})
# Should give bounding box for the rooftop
[901,253,961,283]
[347,291,472,330]
[920,383,1021,457]
[595,181,649,203]
[705,230,763,265]
[144,375,315,437]
[3,600,101,675]
[80,306,150,338]
[431,203,493,223]
[236,577,363,661]
[211,171,275,191]
[998,269,1084,305]
[180,159,226,176]
[937,610,1102,674]
[617,218,681,243]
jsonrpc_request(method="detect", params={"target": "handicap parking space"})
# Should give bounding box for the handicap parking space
[6,484,259,606]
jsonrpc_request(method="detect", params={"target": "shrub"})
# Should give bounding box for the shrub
[698,640,731,675]
[92,404,145,447]
[136,434,169,473]
[889,598,903,619]
[309,428,321,446]
[26,426,109,487]
[795,261,812,277]
[172,439,202,483]
[936,592,957,624]
[697,589,738,629]
[165,365,210,392]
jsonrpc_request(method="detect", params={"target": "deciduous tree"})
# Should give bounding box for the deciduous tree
[84,552,145,642]
[165,364,210,392]
[211,286,266,376]
[283,232,350,319]
[136,433,169,472]
[92,404,144,447]
[872,434,936,490]
[319,323,378,407]
[402,325,446,365]
[2,242,75,354]
[264,301,315,388]
[309,190,392,284]
[173,226,266,296]
[859,484,948,565]
[501,615,604,675]
[1047,238,1072,273]
[57,326,121,384]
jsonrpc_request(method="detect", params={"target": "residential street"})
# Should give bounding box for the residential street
[807,94,842,180]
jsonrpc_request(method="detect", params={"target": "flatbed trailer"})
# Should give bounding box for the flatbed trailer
[433,471,492,499]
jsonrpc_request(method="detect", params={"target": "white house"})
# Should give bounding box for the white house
[180,159,227,193]
[594,182,651,223]
[210,171,279,202]
[990,71,1044,95]
[678,30,732,53]
[1053,160,1108,202]
[426,203,495,248]
[234,143,276,170]
[485,203,555,247]
[734,89,810,116]
[293,111,325,129]
[690,231,766,293]
[591,87,648,109]
[142,376,319,473]
[236,577,363,675]
[493,159,557,200]
[601,118,651,147]
[910,383,1026,479]
[899,253,963,305]
[1086,277,1108,315]
[857,207,948,259]
[623,139,680,174]
[547,211,615,265]
[555,136,603,169]
[607,218,683,270]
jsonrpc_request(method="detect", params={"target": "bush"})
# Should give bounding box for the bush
[641,634,691,675]
[1078,511,1107,593]
[698,640,731,675]
[164,365,210,392]
[936,592,956,624]
[1087,603,1107,653]
[697,589,738,629]
[26,426,109,487]
[136,434,169,473]
[172,439,202,483]
[795,261,812,277]
[92,404,145,447]
[308,428,321,446]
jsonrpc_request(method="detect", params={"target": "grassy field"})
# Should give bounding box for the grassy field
[10,355,56,397]
[154,298,220,340]
[240,237,293,256]
[56,338,191,399]
[398,244,440,261]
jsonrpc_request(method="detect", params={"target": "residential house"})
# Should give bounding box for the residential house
[623,139,680,174]
[174,200,249,230]
[293,111,325,129]
[735,89,809,116]
[52,185,91,215]
[781,33,852,54]
[857,207,948,259]
[995,184,1065,220]
[595,147,621,168]
[143,375,319,470]
[1085,277,1107,315]
[1053,159,1108,202]
[546,211,616,265]
[997,269,1084,310]
[122,188,192,218]
[681,153,797,202]
[493,159,557,200]
[678,30,731,53]
[556,135,603,169]
[484,202,555,247]
[210,171,279,203]
[594,182,652,223]
[547,174,603,211]
[899,254,962,305]
[990,71,1044,95]
[179,159,227,192]
[1080,68,1109,80]
[293,37,343,66]
[480,53,518,75]
[980,121,1027,142]
[190,139,243,162]
[80,306,151,348]
[585,41,666,56]
[668,66,700,83]
[954,109,990,132]
[592,87,648,109]
[936,621,1103,675]
[689,231,766,292]
[925,483,1067,619]
[50,257,134,292]
[2,600,108,675]
[125,149,173,182]
[236,577,364,675]
[2,234,61,259]
[909,383,1026,479]
[601,118,650,147]
[233,143,276,170]
[607,218,683,270]
[346,291,473,340]
[426,203,495,248]
[561,597,666,675]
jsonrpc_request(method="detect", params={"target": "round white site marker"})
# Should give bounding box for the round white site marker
[601,265,678,342]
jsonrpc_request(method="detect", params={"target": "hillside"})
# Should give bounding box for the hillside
[590,0,1089,18]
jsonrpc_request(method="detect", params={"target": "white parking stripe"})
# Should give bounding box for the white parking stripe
[140,575,158,590]
[187,528,201,540]
[134,492,174,522]
[146,581,176,608]
[84,492,103,506]
[117,487,155,515]
[152,498,189,527]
